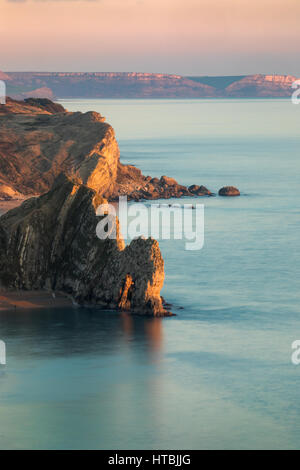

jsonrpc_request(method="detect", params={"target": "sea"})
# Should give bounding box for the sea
[0,98,299,449]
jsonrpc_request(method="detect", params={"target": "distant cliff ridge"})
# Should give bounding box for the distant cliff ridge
[3,72,298,99]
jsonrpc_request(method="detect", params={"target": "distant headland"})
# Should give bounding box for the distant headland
[1,72,297,100]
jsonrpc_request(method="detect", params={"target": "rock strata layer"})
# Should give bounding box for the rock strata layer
[0,98,213,202]
[0,175,170,316]
[0,99,120,199]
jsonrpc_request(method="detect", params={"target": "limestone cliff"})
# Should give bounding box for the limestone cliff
[0,175,169,316]
[3,72,298,99]
[0,98,212,201]
[0,97,64,115]
[0,99,120,199]
[225,74,297,97]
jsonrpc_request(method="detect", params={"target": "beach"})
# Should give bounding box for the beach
[0,290,74,311]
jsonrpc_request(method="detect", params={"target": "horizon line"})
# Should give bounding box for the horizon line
[2,71,298,78]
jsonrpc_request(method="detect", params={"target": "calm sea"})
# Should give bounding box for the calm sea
[0,99,299,449]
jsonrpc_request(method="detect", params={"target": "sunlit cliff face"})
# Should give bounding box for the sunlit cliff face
[0,0,299,74]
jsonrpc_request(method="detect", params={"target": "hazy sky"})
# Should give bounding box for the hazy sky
[1,0,299,75]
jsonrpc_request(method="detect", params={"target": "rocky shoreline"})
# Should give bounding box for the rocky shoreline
[0,174,171,316]
[0,98,239,203]
[0,98,240,316]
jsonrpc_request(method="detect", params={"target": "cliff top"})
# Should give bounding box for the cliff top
[0,97,65,115]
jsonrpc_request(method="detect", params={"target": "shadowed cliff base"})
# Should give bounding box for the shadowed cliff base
[0,174,171,316]
[0,291,73,311]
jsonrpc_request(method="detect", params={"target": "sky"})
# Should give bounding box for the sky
[0,0,299,75]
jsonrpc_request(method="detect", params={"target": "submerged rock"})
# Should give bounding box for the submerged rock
[0,175,171,316]
[218,186,240,197]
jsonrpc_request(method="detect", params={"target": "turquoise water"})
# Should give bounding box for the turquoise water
[0,99,300,449]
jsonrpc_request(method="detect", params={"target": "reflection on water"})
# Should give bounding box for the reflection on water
[1,99,300,449]
[0,308,166,450]
[0,308,163,362]
[121,313,163,361]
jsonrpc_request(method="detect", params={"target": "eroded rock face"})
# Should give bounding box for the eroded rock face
[188,185,212,196]
[0,101,120,199]
[0,97,64,115]
[24,98,65,114]
[0,98,213,202]
[110,163,213,201]
[218,186,240,197]
[0,175,169,316]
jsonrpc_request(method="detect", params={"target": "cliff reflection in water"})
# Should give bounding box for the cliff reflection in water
[121,312,163,361]
[0,307,164,363]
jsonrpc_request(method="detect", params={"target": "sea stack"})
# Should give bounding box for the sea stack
[0,174,170,316]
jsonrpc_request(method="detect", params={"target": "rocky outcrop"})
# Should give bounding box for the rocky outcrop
[0,97,61,115]
[218,186,240,196]
[24,98,65,114]
[0,100,120,199]
[0,98,213,202]
[0,175,170,316]
[188,185,212,196]
[110,169,204,201]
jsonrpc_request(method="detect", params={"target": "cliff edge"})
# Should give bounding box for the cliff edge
[0,175,169,316]
[0,99,120,200]
[0,98,211,201]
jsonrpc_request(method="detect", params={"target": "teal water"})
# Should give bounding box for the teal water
[0,99,300,450]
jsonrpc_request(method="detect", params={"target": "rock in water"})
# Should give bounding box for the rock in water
[0,175,170,316]
[188,185,212,196]
[160,175,178,186]
[0,100,120,199]
[218,186,240,197]
[0,97,213,203]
